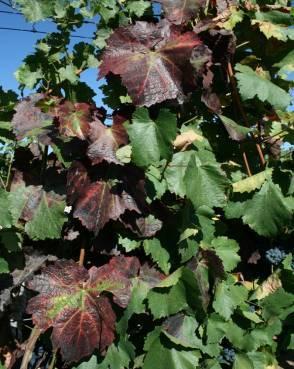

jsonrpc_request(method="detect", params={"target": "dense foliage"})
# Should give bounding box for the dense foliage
[0,0,293,368]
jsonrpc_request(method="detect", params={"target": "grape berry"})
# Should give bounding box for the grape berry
[265,248,286,265]
[218,348,236,364]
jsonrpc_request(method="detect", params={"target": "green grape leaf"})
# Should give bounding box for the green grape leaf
[209,236,240,272]
[213,281,248,320]
[0,189,13,228]
[9,183,67,240]
[14,64,43,89]
[162,313,200,348]
[143,333,200,369]
[125,108,177,167]
[226,180,293,237]
[165,150,229,208]
[233,354,254,369]
[143,238,171,274]
[98,338,135,369]
[235,64,291,109]
[0,258,9,274]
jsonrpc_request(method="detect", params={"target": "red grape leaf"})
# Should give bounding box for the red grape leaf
[55,101,94,140]
[87,115,128,165]
[11,94,54,144]
[99,20,201,107]
[155,0,206,25]
[67,162,140,234]
[27,256,140,362]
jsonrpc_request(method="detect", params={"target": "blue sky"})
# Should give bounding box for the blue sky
[0,3,105,106]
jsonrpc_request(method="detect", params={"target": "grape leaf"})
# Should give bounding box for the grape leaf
[162,314,200,348]
[232,169,272,193]
[67,162,140,233]
[225,180,293,237]
[235,64,291,110]
[143,332,200,369]
[213,281,248,320]
[0,189,13,228]
[165,150,229,208]
[27,256,140,362]
[87,114,128,165]
[143,238,170,274]
[209,236,240,272]
[100,20,201,107]
[155,0,206,25]
[11,94,53,143]
[0,258,9,274]
[55,101,94,140]
[125,108,177,167]
[9,183,67,240]
[218,115,251,141]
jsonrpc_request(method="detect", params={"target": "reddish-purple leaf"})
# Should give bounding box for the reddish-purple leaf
[27,256,140,362]
[99,21,201,107]
[11,94,54,144]
[55,101,94,140]
[67,162,140,234]
[87,115,128,165]
[155,0,206,25]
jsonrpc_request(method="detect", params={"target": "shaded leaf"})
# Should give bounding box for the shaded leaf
[87,115,128,165]
[27,256,140,362]
[143,238,170,274]
[0,258,9,274]
[100,21,201,106]
[162,314,199,348]
[219,115,251,141]
[11,94,53,143]
[0,189,13,228]
[67,162,140,234]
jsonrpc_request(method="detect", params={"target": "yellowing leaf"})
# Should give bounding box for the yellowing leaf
[232,169,272,193]
[253,273,282,300]
[173,130,203,151]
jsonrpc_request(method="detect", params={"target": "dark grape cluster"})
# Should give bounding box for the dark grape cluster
[265,248,286,265]
[218,348,236,364]
[248,305,256,313]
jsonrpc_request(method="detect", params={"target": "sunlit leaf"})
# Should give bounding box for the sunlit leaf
[100,20,201,106]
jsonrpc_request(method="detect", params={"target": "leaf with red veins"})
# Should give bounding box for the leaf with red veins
[67,163,140,234]
[55,101,94,140]
[27,257,140,362]
[87,117,128,165]
[12,94,54,144]
[99,21,201,107]
[155,0,206,25]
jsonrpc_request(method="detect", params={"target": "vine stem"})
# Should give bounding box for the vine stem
[227,62,266,169]
[79,247,85,266]
[5,142,16,189]
[20,327,41,369]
